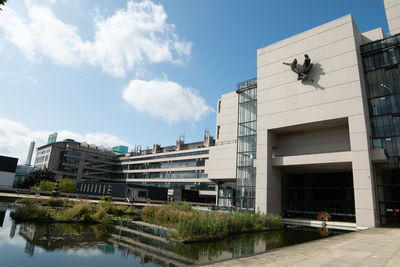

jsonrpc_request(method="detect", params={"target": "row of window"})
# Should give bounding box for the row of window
[131,182,216,191]
[122,159,206,170]
[363,48,399,72]
[237,78,257,91]
[80,183,109,194]
[361,34,400,54]
[122,150,209,162]
[371,113,400,139]
[369,93,400,117]
[365,67,400,99]
[127,171,207,179]
[35,155,49,164]
[238,121,256,137]
[37,149,50,155]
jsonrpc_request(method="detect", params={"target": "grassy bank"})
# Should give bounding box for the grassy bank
[10,198,137,225]
[142,203,282,242]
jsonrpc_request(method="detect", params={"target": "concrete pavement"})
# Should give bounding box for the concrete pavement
[204,227,400,267]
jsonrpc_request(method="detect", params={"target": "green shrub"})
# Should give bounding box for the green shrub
[58,178,77,193]
[10,203,53,222]
[38,180,55,191]
[142,203,283,242]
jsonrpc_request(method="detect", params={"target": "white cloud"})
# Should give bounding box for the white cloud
[0,0,192,77]
[0,72,39,84]
[0,117,131,164]
[122,79,213,123]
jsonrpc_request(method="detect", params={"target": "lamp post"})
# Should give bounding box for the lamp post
[106,185,112,201]
[51,180,60,197]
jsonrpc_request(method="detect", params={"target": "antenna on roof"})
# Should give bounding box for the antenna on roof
[179,133,185,142]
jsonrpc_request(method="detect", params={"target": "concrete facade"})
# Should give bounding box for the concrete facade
[120,138,217,200]
[384,0,400,35]
[256,15,378,227]
[205,92,238,183]
[35,140,119,182]
[207,12,400,228]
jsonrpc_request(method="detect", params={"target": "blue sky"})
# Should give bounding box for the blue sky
[0,0,390,163]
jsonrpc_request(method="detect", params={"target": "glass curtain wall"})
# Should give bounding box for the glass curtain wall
[236,79,257,210]
[361,33,400,225]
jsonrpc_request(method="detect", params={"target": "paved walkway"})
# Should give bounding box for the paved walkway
[205,227,400,267]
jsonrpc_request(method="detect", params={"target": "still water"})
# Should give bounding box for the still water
[0,204,347,266]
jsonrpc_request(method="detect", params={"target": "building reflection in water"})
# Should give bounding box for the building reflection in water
[0,204,348,266]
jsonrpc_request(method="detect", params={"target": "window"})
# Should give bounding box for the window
[373,139,382,149]
[217,126,220,139]
[218,100,221,113]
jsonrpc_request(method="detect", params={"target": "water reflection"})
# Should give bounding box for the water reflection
[0,203,347,266]
[18,223,111,256]
[0,205,6,227]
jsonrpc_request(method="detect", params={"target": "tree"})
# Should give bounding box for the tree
[38,180,55,191]
[58,178,77,193]
[22,168,56,189]
[0,0,8,11]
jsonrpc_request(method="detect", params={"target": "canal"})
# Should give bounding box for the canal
[0,202,348,266]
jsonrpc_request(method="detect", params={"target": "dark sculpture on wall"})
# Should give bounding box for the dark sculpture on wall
[283,54,314,82]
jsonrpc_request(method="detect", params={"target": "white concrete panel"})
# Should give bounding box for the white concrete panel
[0,171,15,187]
[349,132,370,152]
[258,15,353,57]
[348,114,368,134]
[384,0,400,35]
[352,169,374,190]
[355,208,376,227]
[205,143,237,180]
[259,37,358,80]
[361,28,386,44]
[354,189,375,210]
[275,126,350,156]
[257,98,364,131]
[272,151,352,166]
[352,151,372,170]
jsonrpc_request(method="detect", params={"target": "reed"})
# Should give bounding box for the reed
[142,203,282,241]
[11,198,137,225]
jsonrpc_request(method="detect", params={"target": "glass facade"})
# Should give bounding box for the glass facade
[282,173,355,222]
[127,170,207,179]
[126,158,206,170]
[131,182,216,191]
[235,78,257,210]
[361,33,400,225]
[218,182,236,207]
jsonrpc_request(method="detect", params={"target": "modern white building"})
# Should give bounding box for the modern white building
[0,155,18,188]
[206,0,400,228]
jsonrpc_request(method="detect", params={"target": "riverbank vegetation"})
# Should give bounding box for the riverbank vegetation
[142,202,282,242]
[10,198,137,224]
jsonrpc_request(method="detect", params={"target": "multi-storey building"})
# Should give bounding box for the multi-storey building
[34,139,120,182]
[34,134,217,202]
[207,0,400,228]
[118,132,216,201]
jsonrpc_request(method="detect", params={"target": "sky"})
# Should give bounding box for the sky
[0,0,390,164]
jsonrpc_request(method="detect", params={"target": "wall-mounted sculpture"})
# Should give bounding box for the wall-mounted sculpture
[283,54,314,82]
